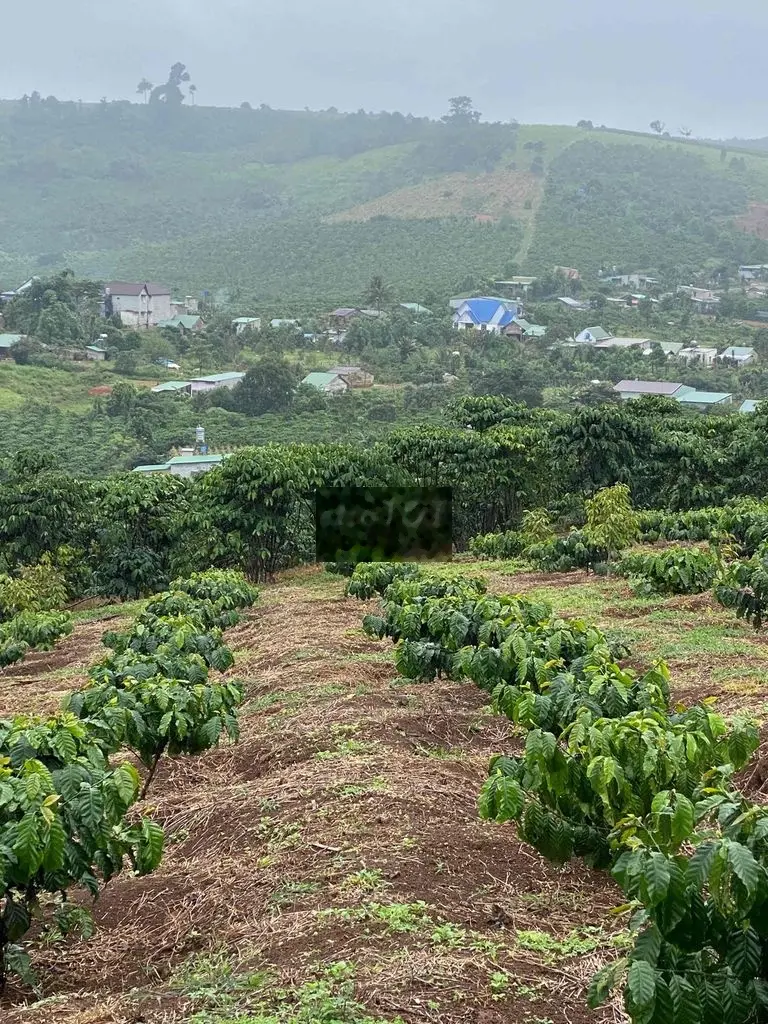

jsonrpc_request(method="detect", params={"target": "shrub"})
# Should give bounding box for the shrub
[0,561,69,620]
[526,530,607,572]
[583,484,638,560]
[618,547,719,596]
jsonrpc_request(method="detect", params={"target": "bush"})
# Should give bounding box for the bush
[468,530,526,560]
[0,561,69,620]
[526,530,607,572]
[618,547,718,596]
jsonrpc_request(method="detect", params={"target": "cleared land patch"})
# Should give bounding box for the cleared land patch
[326,168,542,224]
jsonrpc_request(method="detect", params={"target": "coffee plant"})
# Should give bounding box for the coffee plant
[715,548,768,629]
[0,712,164,991]
[0,611,73,670]
[619,547,719,596]
[358,565,768,1024]
[0,569,257,993]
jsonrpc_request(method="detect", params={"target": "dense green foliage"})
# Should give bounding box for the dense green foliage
[527,140,768,278]
[3,98,768,303]
[619,548,719,596]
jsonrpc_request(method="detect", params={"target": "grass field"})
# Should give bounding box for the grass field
[2,559,766,1024]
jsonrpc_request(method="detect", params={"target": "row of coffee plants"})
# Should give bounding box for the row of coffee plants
[0,569,257,995]
[350,562,766,1024]
[618,547,720,596]
[0,610,73,669]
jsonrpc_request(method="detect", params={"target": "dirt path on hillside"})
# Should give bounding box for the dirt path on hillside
[2,571,620,1024]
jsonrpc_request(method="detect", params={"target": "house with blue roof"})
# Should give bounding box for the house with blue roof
[453,298,521,334]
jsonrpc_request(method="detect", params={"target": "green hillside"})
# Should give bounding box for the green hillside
[2,98,768,303]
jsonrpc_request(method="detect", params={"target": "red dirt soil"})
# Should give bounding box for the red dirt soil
[2,572,621,1024]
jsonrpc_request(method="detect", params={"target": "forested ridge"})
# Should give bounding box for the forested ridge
[3,95,768,300]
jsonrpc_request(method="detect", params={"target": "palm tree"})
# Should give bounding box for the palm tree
[189,84,197,106]
[363,275,393,314]
[136,78,153,104]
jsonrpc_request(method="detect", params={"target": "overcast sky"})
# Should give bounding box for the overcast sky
[1,0,764,139]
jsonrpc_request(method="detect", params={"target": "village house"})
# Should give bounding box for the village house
[133,453,228,478]
[676,390,733,410]
[557,296,589,311]
[170,297,200,317]
[678,286,721,315]
[678,344,717,367]
[575,326,613,343]
[189,372,245,394]
[270,318,301,330]
[554,266,580,281]
[232,317,262,336]
[157,314,205,334]
[613,379,733,410]
[613,380,692,401]
[594,337,652,350]
[643,341,684,358]
[453,298,521,334]
[301,371,349,394]
[399,303,432,316]
[85,344,108,361]
[719,346,756,366]
[740,400,761,413]
[0,333,24,359]
[104,282,172,329]
[504,317,547,340]
[329,308,364,331]
[152,381,192,395]
[325,365,374,388]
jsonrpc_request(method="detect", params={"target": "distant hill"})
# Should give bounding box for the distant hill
[2,99,768,304]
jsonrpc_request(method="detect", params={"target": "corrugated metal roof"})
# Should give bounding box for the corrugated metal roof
[577,326,612,342]
[167,455,225,465]
[192,372,245,383]
[152,381,191,393]
[614,380,688,396]
[676,390,732,405]
[302,372,341,388]
[232,317,261,324]
[158,315,203,330]
[133,464,171,473]
[0,334,23,348]
[740,400,760,413]
[86,345,108,353]
[721,346,755,358]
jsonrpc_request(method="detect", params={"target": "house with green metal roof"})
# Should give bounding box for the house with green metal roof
[399,303,432,316]
[133,453,228,478]
[301,371,349,394]
[0,334,23,359]
[740,399,761,414]
[157,314,204,332]
[152,380,192,394]
[676,389,733,410]
[85,344,108,361]
[505,317,547,340]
